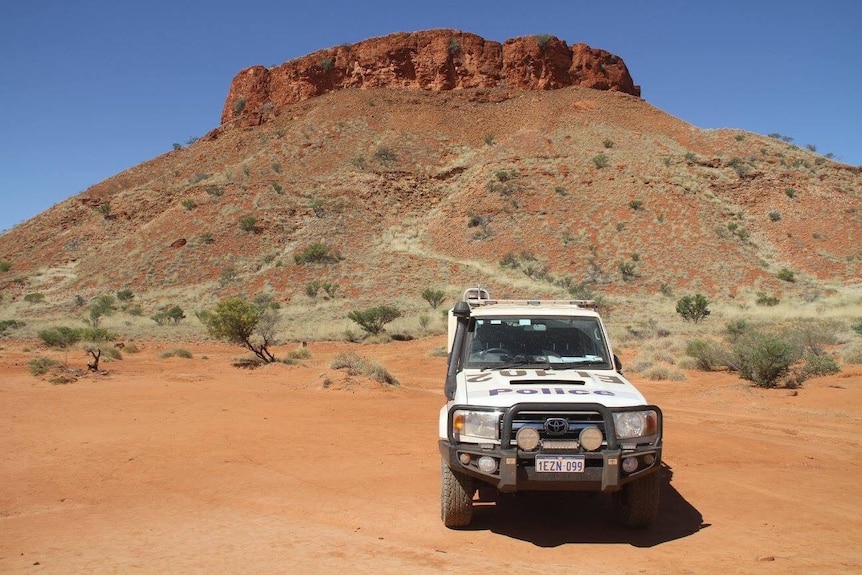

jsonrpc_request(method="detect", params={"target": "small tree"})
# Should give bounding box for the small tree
[201,297,278,363]
[89,295,117,327]
[676,294,710,323]
[421,288,446,309]
[348,305,401,335]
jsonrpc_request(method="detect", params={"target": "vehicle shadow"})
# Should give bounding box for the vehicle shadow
[466,463,707,547]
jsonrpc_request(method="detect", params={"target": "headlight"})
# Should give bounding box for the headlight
[453,410,501,441]
[613,410,657,439]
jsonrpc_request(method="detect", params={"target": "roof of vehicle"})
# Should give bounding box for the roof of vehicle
[467,300,602,319]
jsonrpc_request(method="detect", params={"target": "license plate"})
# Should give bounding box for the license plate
[535,455,585,473]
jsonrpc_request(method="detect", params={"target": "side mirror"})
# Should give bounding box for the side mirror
[613,354,623,374]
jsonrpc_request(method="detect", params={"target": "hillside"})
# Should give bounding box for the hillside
[1,33,860,327]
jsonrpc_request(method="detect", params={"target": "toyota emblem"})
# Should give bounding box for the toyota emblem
[544,418,568,435]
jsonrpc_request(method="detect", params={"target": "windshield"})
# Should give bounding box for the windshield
[463,315,611,370]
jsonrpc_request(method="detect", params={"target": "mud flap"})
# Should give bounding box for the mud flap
[601,449,621,492]
[498,453,518,493]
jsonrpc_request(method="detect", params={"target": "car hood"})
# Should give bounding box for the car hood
[460,368,648,408]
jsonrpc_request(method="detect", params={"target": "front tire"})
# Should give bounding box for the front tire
[441,460,475,528]
[614,471,660,528]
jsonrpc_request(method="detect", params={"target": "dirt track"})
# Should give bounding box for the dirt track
[2,338,860,574]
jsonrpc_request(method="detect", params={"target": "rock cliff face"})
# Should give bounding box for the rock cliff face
[220,30,640,127]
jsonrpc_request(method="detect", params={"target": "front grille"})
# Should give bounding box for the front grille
[508,410,607,448]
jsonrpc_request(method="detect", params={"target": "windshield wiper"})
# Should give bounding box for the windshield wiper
[551,359,608,368]
[482,357,532,371]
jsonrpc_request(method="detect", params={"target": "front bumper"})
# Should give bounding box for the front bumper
[440,402,662,493]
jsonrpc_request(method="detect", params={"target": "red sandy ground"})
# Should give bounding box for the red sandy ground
[1,338,860,574]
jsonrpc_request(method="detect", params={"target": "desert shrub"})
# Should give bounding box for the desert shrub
[0,319,25,335]
[776,268,796,282]
[200,297,280,363]
[676,294,710,323]
[29,356,59,376]
[160,348,193,359]
[233,98,246,115]
[205,185,224,198]
[724,319,751,343]
[182,199,197,210]
[769,211,782,222]
[89,294,117,327]
[603,138,614,149]
[684,152,697,163]
[116,289,134,302]
[796,352,840,384]
[534,34,552,49]
[486,170,520,195]
[592,153,610,169]
[685,339,728,371]
[628,199,643,211]
[374,146,397,166]
[330,351,399,386]
[785,188,797,198]
[321,280,339,299]
[24,293,45,304]
[238,215,258,232]
[484,133,495,145]
[294,242,340,265]
[842,342,862,364]
[847,318,862,337]
[319,57,334,71]
[101,346,122,360]
[447,37,460,55]
[98,203,111,218]
[124,343,141,353]
[199,232,215,245]
[0,261,11,272]
[305,280,321,298]
[732,332,795,388]
[421,288,446,309]
[38,326,82,349]
[347,305,401,335]
[80,327,116,342]
[641,364,686,381]
[152,305,185,325]
[756,292,780,307]
[286,346,312,360]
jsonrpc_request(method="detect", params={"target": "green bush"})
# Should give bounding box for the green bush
[592,154,610,169]
[29,356,59,376]
[0,319,25,336]
[603,139,614,149]
[851,318,862,337]
[89,294,117,327]
[294,242,340,265]
[777,268,796,282]
[201,297,279,363]
[24,293,45,304]
[238,215,258,232]
[330,351,399,386]
[160,348,193,359]
[152,305,185,325]
[347,305,401,335]
[286,346,312,360]
[80,327,116,342]
[374,147,397,166]
[685,339,728,371]
[421,288,446,309]
[733,333,795,388]
[38,326,82,349]
[116,289,134,302]
[233,98,246,116]
[676,294,711,323]
[0,261,10,272]
[756,292,780,306]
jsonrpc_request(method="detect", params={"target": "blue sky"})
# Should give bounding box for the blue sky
[2,0,860,232]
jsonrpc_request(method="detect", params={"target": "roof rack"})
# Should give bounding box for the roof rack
[461,287,597,310]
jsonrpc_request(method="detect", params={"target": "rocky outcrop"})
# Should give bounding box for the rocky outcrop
[220,30,640,127]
